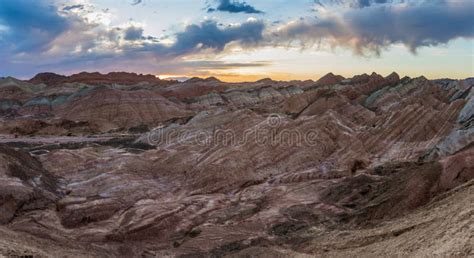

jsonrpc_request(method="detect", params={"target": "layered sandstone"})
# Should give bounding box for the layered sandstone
[54,87,194,131]
[0,72,472,257]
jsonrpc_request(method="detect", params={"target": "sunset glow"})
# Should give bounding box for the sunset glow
[0,0,472,80]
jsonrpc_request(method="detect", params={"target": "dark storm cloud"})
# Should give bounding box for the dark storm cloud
[208,0,264,14]
[0,0,70,53]
[0,0,265,71]
[278,0,474,54]
[164,20,265,56]
[314,0,394,8]
[124,26,144,41]
[131,0,143,6]
[63,4,85,11]
[354,0,391,8]
[0,0,264,58]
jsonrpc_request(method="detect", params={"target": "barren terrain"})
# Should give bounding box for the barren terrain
[0,72,472,257]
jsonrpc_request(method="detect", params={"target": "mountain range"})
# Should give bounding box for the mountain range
[0,71,472,256]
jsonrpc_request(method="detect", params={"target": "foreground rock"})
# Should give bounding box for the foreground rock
[0,147,62,224]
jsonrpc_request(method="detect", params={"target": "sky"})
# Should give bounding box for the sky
[0,0,473,81]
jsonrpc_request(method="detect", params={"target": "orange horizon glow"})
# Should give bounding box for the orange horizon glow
[159,70,473,83]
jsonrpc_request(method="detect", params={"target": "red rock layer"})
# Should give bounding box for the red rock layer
[54,87,194,131]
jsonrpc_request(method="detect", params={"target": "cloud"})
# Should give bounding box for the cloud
[131,0,142,6]
[0,0,264,60]
[314,0,394,8]
[208,0,264,14]
[1,0,472,78]
[0,2,266,78]
[142,60,271,79]
[63,4,85,11]
[124,26,144,41]
[355,0,392,8]
[0,0,70,54]
[0,1,123,77]
[163,19,265,56]
[73,19,265,75]
[180,60,270,70]
[276,0,474,54]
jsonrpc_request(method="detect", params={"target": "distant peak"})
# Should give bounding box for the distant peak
[185,77,204,83]
[400,76,411,82]
[30,72,66,79]
[256,78,274,83]
[317,72,345,86]
[369,72,384,81]
[28,72,67,85]
[184,76,221,83]
[385,72,400,82]
[349,73,371,83]
[27,71,165,86]
[31,72,64,77]
[1,76,23,83]
[413,75,428,82]
[204,76,221,83]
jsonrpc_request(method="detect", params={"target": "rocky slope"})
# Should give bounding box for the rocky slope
[0,72,472,257]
